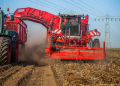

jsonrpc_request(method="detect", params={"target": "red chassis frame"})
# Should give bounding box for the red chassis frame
[45,42,105,60]
[45,17,105,60]
[6,17,27,44]
[45,21,105,60]
[13,7,105,60]
[45,31,105,60]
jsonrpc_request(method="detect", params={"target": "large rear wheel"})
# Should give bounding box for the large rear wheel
[0,37,12,65]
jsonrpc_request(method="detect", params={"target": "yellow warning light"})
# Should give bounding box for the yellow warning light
[7,8,9,11]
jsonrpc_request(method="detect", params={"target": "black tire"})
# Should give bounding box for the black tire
[11,35,19,63]
[0,37,12,65]
[92,39,100,48]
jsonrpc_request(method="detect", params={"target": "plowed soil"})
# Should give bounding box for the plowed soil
[53,48,120,86]
[0,47,120,86]
[0,44,57,86]
[0,59,57,86]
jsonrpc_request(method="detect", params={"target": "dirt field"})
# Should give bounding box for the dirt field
[53,48,120,86]
[0,44,57,86]
[0,48,120,86]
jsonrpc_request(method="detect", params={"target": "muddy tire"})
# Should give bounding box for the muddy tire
[92,39,100,48]
[0,37,12,65]
[11,35,19,63]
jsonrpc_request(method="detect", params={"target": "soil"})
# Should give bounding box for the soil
[0,59,57,86]
[0,47,120,86]
[0,44,57,86]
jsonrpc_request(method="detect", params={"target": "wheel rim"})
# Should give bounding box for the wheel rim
[8,44,11,61]
[16,41,18,59]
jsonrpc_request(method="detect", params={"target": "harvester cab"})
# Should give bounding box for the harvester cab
[50,13,101,47]
[60,13,82,37]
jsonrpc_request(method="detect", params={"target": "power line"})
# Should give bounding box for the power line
[63,0,97,15]
[35,0,71,13]
[86,0,107,14]
[112,21,120,31]
[95,13,120,48]
[71,0,102,15]
[43,0,77,14]
[99,21,120,35]
[95,22,120,48]
[94,0,117,16]
[110,33,120,42]
[29,0,96,20]
[78,0,105,15]
[85,16,120,43]
[116,21,120,26]
[97,21,120,39]
[96,21,120,44]
[28,0,59,11]
[28,0,69,13]
[44,0,101,18]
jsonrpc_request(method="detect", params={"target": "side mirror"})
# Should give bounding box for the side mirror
[10,15,14,21]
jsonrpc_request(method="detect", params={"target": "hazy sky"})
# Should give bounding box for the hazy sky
[0,0,120,48]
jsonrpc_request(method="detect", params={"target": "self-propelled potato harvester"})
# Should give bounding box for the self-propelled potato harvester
[13,7,105,60]
[45,13,105,60]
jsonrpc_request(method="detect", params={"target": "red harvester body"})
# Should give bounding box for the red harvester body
[6,17,27,44]
[14,7,105,60]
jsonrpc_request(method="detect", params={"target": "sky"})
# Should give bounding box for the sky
[0,0,120,48]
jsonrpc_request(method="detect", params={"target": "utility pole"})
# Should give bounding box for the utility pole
[95,13,120,48]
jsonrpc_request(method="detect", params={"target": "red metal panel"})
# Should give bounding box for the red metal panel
[45,42,105,60]
[13,7,105,60]
[14,7,60,29]
[6,17,27,44]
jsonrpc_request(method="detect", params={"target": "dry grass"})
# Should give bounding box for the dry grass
[53,48,120,86]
